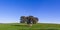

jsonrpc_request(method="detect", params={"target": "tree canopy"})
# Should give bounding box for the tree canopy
[20,16,39,24]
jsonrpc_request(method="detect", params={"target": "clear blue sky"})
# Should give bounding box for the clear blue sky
[0,0,60,24]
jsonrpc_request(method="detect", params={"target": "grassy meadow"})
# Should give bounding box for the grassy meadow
[0,23,60,30]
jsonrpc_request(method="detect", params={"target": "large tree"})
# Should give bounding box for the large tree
[28,16,39,24]
[20,16,39,24]
[32,17,38,24]
[20,16,27,23]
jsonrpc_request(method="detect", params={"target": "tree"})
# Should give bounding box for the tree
[20,16,27,23]
[28,16,39,24]
[32,17,38,24]
[20,16,39,24]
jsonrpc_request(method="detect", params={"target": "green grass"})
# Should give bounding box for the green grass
[0,23,60,30]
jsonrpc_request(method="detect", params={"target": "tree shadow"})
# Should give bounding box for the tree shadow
[11,24,28,27]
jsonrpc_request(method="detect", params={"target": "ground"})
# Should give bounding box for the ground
[0,23,60,30]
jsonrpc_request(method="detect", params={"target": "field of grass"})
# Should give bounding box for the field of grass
[0,23,60,30]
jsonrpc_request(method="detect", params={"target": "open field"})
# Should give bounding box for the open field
[0,23,60,30]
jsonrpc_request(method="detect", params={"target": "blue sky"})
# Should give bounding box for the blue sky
[0,0,60,24]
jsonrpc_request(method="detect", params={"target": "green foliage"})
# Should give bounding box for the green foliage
[20,16,39,24]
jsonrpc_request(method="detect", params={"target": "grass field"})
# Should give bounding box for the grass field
[0,23,60,30]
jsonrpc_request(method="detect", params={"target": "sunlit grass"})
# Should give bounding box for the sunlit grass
[0,23,60,30]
